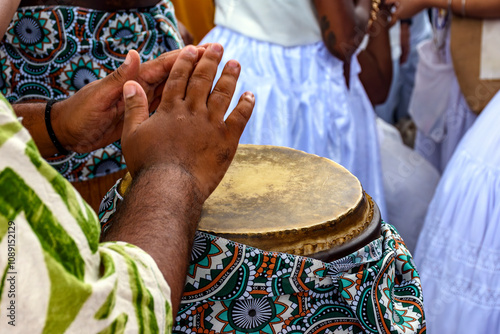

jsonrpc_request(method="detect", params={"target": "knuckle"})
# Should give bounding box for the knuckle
[158,99,174,112]
[126,100,145,112]
[211,86,233,104]
[204,54,221,67]
[170,67,191,81]
[234,106,247,121]
[235,102,252,120]
[110,67,125,84]
[191,71,214,84]
[185,97,203,113]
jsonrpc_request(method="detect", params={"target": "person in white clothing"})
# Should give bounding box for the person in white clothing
[389,0,500,331]
[387,0,500,173]
[201,0,388,218]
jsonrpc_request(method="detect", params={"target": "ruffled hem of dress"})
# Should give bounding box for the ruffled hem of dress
[416,146,500,308]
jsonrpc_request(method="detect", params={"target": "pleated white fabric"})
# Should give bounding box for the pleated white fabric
[414,91,500,333]
[412,27,477,174]
[214,0,321,47]
[201,26,387,218]
[414,75,477,174]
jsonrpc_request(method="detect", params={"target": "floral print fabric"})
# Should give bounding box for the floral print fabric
[0,1,182,181]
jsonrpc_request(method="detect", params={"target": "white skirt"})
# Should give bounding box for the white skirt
[414,91,500,333]
[201,26,387,217]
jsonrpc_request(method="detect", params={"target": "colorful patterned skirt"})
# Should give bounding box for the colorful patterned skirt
[0,1,182,181]
[99,182,426,333]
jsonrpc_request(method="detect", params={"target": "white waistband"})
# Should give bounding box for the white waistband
[214,0,322,47]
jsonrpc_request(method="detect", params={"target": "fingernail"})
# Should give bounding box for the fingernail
[244,92,255,102]
[185,45,197,56]
[124,84,136,98]
[124,52,131,66]
[211,43,223,53]
[228,60,239,68]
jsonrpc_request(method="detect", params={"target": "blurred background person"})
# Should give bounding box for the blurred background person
[171,0,214,44]
[389,0,500,331]
[200,0,388,218]
[375,12,431,131]
[357,6,440,253]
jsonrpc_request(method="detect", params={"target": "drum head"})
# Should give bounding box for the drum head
[118,145,380,260]
[198,145,378,258]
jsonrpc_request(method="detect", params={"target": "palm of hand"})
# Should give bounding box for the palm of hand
[55,49,188,153]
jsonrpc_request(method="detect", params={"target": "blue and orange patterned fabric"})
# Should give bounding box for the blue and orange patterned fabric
[0,0,182,181]
[100,181,427,333]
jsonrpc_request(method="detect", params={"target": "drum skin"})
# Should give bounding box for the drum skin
[119,145,381,261]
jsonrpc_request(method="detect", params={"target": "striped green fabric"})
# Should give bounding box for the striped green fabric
[0,95,172,332]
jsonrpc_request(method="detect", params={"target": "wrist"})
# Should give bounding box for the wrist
[49,99,73,154]
[137,164,205,206]
[423,0,439,9]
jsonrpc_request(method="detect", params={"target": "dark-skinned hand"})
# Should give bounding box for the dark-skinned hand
[51,46,206,153]
[121,44,255,201]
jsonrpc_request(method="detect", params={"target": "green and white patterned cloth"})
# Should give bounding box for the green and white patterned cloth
[0,93,172,333]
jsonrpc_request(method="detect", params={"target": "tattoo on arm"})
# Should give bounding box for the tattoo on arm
[320,15,343,59]
[327,32,337,51]
[320,16,330,31]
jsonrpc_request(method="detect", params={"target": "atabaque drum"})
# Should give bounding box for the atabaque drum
[119,144,381,261]
[110,146,426,334]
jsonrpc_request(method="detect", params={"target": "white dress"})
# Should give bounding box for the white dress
[414,91,500,333]
[202,0,387,218]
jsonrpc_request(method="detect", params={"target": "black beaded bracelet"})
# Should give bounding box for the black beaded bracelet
[44,99,70,155]
[400,18,413,25]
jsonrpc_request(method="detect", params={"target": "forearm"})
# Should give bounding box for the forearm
[13,102,66,158]
[363,21,392,70]
[426,0,500,18]
[101,165,203,316]
[358,52,392,105]
[358,9,393,105]
[0,0,20,38]
[314,0,370,61]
